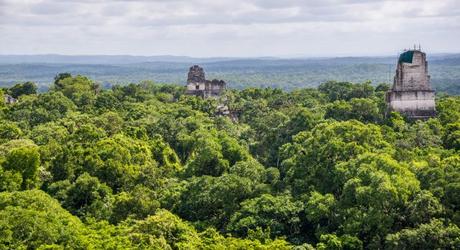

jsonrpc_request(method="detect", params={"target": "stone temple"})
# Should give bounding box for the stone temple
[186,65,226,98]
[386,49,436,119]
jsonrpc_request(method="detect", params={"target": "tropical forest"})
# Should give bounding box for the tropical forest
[0,75,460,249]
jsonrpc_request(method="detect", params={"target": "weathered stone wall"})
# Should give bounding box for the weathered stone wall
[187,82,206,91]
[187,65,206,84]
[387,49,436,119]
[185,65,226,98]
[393,51,431,91]
[4,94,17,104]
[388,90,435,110]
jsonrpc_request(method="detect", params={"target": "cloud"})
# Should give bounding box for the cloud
[0,0,459,56]
[29,2,75,15]
[3,0,460,26]
[0,0,8,15]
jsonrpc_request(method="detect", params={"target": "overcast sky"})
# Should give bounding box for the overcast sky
[0,0,459,57]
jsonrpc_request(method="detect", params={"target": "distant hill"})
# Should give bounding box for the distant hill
[0,54,459,94]
[0,54,241,65]
[1,53,458,65]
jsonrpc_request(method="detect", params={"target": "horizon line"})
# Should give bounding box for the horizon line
[1,52,460,59]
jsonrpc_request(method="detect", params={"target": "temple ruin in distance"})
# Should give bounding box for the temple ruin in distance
[386,47,436,119]
[185,50,437,120]
[186,65,226,98]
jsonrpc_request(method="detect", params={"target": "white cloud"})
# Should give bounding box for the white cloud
[0,0,459,56]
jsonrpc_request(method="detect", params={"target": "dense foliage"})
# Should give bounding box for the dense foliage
[0,75,460,249]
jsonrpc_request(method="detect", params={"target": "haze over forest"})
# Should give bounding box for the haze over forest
[1,53,460,94]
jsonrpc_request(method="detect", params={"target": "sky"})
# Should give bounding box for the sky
[0,0,459,57]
